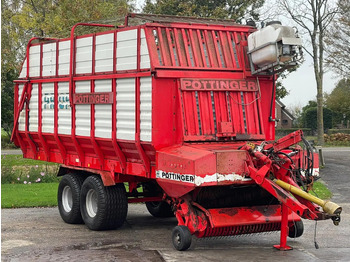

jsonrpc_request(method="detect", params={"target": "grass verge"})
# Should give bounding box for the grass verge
[1,183,59,208]
[309,180,332,200]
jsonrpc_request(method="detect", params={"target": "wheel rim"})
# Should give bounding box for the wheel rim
[62,185,73,213]
[174,232,181,246]
[86,189,98,218]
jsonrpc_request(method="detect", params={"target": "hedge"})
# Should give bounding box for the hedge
[275,128,313,137]
[328,129,350,135]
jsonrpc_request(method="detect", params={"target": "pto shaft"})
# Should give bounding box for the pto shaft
[273,179,342,216]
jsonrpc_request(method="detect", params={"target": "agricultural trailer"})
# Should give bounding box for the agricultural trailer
[12,13,341,251]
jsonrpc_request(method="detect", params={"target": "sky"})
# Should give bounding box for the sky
[133,0,340,110]
[280,55,339,109]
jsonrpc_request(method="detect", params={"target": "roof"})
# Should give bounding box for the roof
[276,100,295,120]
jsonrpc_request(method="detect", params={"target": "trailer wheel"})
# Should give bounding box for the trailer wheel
[80,176,128,231]
[172,226,192,251]
[58,174,85,224]
[288,220,304,238]
[146,201,174,218]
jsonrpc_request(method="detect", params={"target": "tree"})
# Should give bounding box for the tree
[9,0,131,39]
[288,103,303,128]
[279,0,339,145]
[325,0,350,77]
[1,0,133,137]
[299,100,333,132]
[1,0,23,138]
[325,78,350,126]
[143,0,265,21]
[1,68,17,138]
[304,107,333,132]
[300,100,317,127]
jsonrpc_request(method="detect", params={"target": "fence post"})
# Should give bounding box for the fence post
[316,146,325,167]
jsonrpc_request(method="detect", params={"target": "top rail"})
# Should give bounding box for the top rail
[126,13,252,28]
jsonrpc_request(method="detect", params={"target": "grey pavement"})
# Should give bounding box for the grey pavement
[321,147,350,151]
[1,149,22,156]
[321,147,350,203]
[2,204,350,262]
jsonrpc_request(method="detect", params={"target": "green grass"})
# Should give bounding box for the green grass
[1,128,7,137]
[309,180,332,200]
[1,180,331,209]
[1,154,57,167]
[1,128,16,149]
[1,183,59,208]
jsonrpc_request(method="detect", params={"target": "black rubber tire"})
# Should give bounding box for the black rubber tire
[57,174,85,224]
[172,225,192,251]
[288,220,304,238]
[146,201,174,218]
[80,176,128,231]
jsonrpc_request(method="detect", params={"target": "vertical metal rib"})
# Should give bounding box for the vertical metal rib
[241,91,247,133]
[211,91,217,133]
[195,91,202,135]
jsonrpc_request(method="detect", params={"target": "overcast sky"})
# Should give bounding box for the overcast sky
[133,0,339,110]
[280,55,338,109]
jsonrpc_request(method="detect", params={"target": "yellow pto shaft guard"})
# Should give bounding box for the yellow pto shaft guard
[273,179,342,217]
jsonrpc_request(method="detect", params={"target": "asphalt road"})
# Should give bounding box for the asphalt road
[320,147,350,203]
[1,147,350,261]
[1,150,22,156]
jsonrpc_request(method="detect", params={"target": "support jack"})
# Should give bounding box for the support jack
[274,204,293,251]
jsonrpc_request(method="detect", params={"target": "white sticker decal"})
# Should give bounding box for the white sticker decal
[156,170,194,183]
[156,170,251,185]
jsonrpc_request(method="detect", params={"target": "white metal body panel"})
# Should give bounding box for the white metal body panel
[58,82,71,135]
[117,78,135,140]
[42,43,56,77]
[140,77,152,141]
[95,33,114,73]
[19,58,27,78]
[58,40,70,75]
[29,84,39,132]
[75,81,91,136]
[18,84,26,131]
[117,30,137,70]
[140,29,151,69]
[20,28,152,78]
[29,45,40,77]
[95,80,112,138]
[75,37,92,74]
[42,83,55,133]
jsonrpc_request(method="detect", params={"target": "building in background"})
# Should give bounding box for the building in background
[275,100,294,128]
